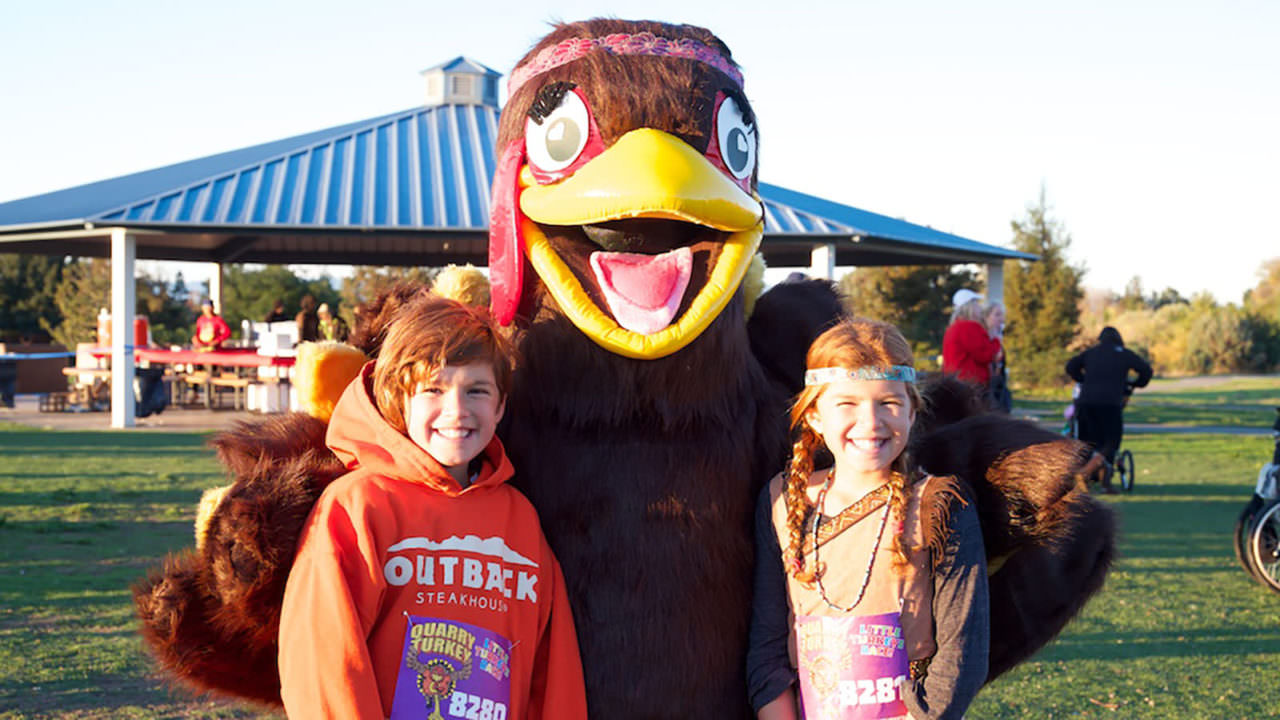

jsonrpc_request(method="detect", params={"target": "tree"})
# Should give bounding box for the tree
[340,266,437,326]
[1148,286,1186,310]
[1186,302,1255,374]
[1242,258,1280,372]
[45,258,113,350]
[1003,190,1085,388]
[1120,276,1146,312]
[137,275,197,347]
[43,258,196,349]
[0,254,65,343]
[219,265,341,331]
[839,265,981,370]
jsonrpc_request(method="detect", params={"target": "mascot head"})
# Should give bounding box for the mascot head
[489,19,764,359]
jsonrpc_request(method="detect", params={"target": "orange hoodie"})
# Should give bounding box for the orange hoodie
[279,364,587,719]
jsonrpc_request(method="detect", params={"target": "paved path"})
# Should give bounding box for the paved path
[0,393,258,433]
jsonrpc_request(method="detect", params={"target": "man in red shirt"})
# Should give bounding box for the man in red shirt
[193,299,232,351]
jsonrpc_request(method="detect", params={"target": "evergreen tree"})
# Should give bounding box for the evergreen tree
[45,258,113,350]
[839,265,980,370]
[1004,190,1085,388]
[0,253,65,343]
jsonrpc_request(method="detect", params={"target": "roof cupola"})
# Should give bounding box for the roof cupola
[420,57,502,107]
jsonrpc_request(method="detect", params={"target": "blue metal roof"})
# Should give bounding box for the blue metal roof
[0,80,1030,265]
[23,104,500,231]
[760,183,1032,259]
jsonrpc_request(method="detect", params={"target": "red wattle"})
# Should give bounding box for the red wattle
[488,140,526,326]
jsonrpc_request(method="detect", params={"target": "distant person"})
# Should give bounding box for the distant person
[942,288,1003,391]
[1066,326,1153,480]
[316,303,349,343]
[984,300,1013,413]
[193,299,232,351]
[296,294,320,344]
[264,299,289,324]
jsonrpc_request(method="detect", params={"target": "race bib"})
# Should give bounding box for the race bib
[795,612,909,720]
[390,615,512,720]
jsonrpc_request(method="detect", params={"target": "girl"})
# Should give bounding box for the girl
[747,318,989,720]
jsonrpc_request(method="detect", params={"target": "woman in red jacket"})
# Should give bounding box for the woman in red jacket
[941,289,1002,388]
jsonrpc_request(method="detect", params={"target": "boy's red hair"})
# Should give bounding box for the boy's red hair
[372,294,516,435]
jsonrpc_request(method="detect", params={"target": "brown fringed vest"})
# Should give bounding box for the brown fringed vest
[767,472,941,671]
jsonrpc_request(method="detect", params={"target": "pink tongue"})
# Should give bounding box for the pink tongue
[589,247,693,335]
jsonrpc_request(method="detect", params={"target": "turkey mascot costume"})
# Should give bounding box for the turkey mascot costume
[134,18,1114,719]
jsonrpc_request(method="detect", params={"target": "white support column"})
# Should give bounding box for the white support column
[111,228,136,429]
[810,242,836,281]
[984,262,1005,304]
[207,262,224,313]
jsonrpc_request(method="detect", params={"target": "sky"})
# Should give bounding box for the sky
[2,0,1277,304]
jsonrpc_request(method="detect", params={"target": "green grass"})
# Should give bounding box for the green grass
[971,432,1280,719]
[4,380,1280,718]
[1016,374,1280,428]
[0,423,273,719]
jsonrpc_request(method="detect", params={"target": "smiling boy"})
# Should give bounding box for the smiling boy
[278,293,587,719]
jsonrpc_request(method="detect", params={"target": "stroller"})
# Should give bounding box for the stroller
[1062,383,1136,493]
[1235,407,1280,593]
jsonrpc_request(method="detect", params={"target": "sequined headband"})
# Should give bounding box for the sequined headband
[804,365,918,386]
[508,32,744,97]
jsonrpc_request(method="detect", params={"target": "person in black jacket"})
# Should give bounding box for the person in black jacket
[1066,327,1153,477]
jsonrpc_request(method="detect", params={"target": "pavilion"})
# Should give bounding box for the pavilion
[0,57,1032,427]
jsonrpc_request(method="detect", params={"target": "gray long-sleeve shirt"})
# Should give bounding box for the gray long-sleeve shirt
[746,483,989,719]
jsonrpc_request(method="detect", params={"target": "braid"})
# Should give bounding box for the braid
[784,428,821,583]
[887,468,912,571]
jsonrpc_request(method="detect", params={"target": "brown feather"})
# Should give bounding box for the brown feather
[912,413,1114,681]
[136,416,344,704]
[132,552,282,705]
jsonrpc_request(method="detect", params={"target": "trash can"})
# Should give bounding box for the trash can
[0,357,16,408]
[135,366,168,418]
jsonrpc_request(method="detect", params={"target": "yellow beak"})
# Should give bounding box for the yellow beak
[519,128,762,230]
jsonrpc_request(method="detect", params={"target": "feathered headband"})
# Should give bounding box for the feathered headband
[508,31,744,97]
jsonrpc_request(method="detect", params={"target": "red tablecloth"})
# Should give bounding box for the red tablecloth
[88,347,295,367]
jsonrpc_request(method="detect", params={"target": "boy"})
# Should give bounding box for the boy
[278,294,587,719]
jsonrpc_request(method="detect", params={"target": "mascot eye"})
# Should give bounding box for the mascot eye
[525,89,592,173]
[716,96,756,180]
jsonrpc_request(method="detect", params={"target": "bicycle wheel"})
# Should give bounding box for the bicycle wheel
[1249,500,1280,593]
[1236,495,1266,584]
[1116,449,1135,493]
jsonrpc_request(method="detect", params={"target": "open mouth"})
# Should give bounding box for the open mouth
[434,428,475,439]
[541,219,726,335]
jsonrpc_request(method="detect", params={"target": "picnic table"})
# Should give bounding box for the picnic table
[81,347,296,410]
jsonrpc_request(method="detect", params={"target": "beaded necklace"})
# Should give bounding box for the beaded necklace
[811,470,893,612]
